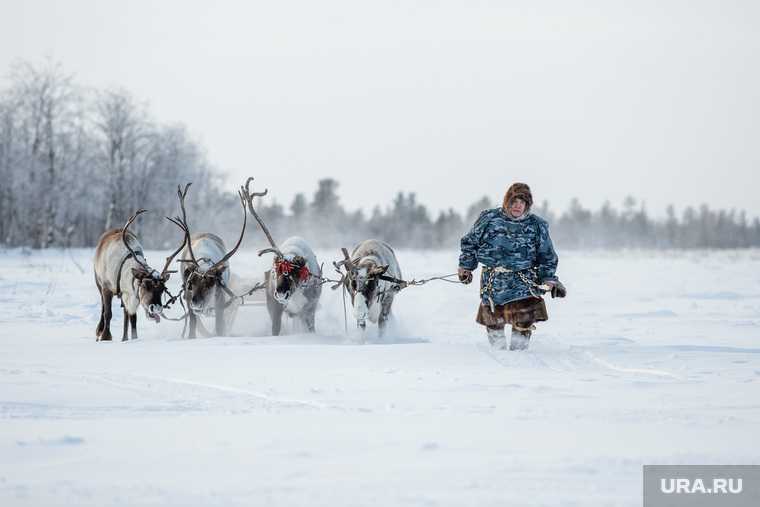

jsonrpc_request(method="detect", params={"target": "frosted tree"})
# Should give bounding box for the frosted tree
[5,60,80,247]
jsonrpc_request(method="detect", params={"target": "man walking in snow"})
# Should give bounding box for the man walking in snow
[458,183,566,350]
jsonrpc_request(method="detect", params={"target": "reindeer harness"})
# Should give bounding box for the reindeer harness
[114,249,158,300]
[114,252,138,299]
[114,250,164,309]
[275,259,311,283]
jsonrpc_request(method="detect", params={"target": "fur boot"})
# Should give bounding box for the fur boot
[487,326,507,350]
[509,329,532,351]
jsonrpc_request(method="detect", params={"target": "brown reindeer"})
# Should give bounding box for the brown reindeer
[93,210,187,342]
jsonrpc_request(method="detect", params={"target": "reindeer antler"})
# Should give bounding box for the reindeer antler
[121,209,154,273]
[334,247,357,273]
[161,215,189,279]
[240,176,283,258]
[171,183,198,266]
[330,247,357,291]
[207,189,248,272]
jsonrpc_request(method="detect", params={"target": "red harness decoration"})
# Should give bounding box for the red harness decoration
[275,260,310,282]
[276,260,293,276]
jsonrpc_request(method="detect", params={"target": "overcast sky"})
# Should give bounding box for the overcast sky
[2,0,758,218]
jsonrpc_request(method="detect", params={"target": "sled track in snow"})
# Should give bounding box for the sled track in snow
[0,367,370,420]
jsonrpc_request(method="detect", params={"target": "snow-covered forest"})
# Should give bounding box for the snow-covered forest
[0,60,222,249]
[1,60,759,251]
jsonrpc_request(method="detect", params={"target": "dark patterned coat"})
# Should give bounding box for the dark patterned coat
[459,209,558,305]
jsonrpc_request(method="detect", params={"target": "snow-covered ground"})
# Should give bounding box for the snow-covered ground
[1,247,759,506]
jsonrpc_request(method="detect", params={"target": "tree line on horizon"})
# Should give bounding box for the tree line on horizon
[1,60,758,252]
[250,182,760,250]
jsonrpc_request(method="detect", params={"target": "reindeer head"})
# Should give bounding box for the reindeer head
[170,183,247,314]
[122,209,187,323]
[270,255,311,303]
[348,262,388,314]
[181,262,227,313]
[130,266,168,323]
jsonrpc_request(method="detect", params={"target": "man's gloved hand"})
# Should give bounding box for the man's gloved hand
[547,280,566,298]
[458,267,473,284]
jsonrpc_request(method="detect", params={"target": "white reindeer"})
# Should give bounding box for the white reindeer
[336,239,402,338]
[240,178,322,335]
[173,183,248,338]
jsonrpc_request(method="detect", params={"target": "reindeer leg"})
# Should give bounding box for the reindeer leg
[215,285,225,336]
[186,293,197,339]
[196,317,213,338]
[378,301,392,338]
[182,292,198,339]
[187,311,198,339]
[121,308,129,342]
[272,308,283,336]
[100,290,114,341]
[270,303,283,337]
[266,290,283,336]
[304,306,316,333]
[96,281,105,340]
[130,313,138,340]
[356,320,367,345]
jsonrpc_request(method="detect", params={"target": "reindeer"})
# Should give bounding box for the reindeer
[173,183,247,338]
[93,210,187,342]
[335,239,402,338]
[240,178,322,335]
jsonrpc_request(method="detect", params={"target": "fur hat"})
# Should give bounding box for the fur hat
[502,182,533,210]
